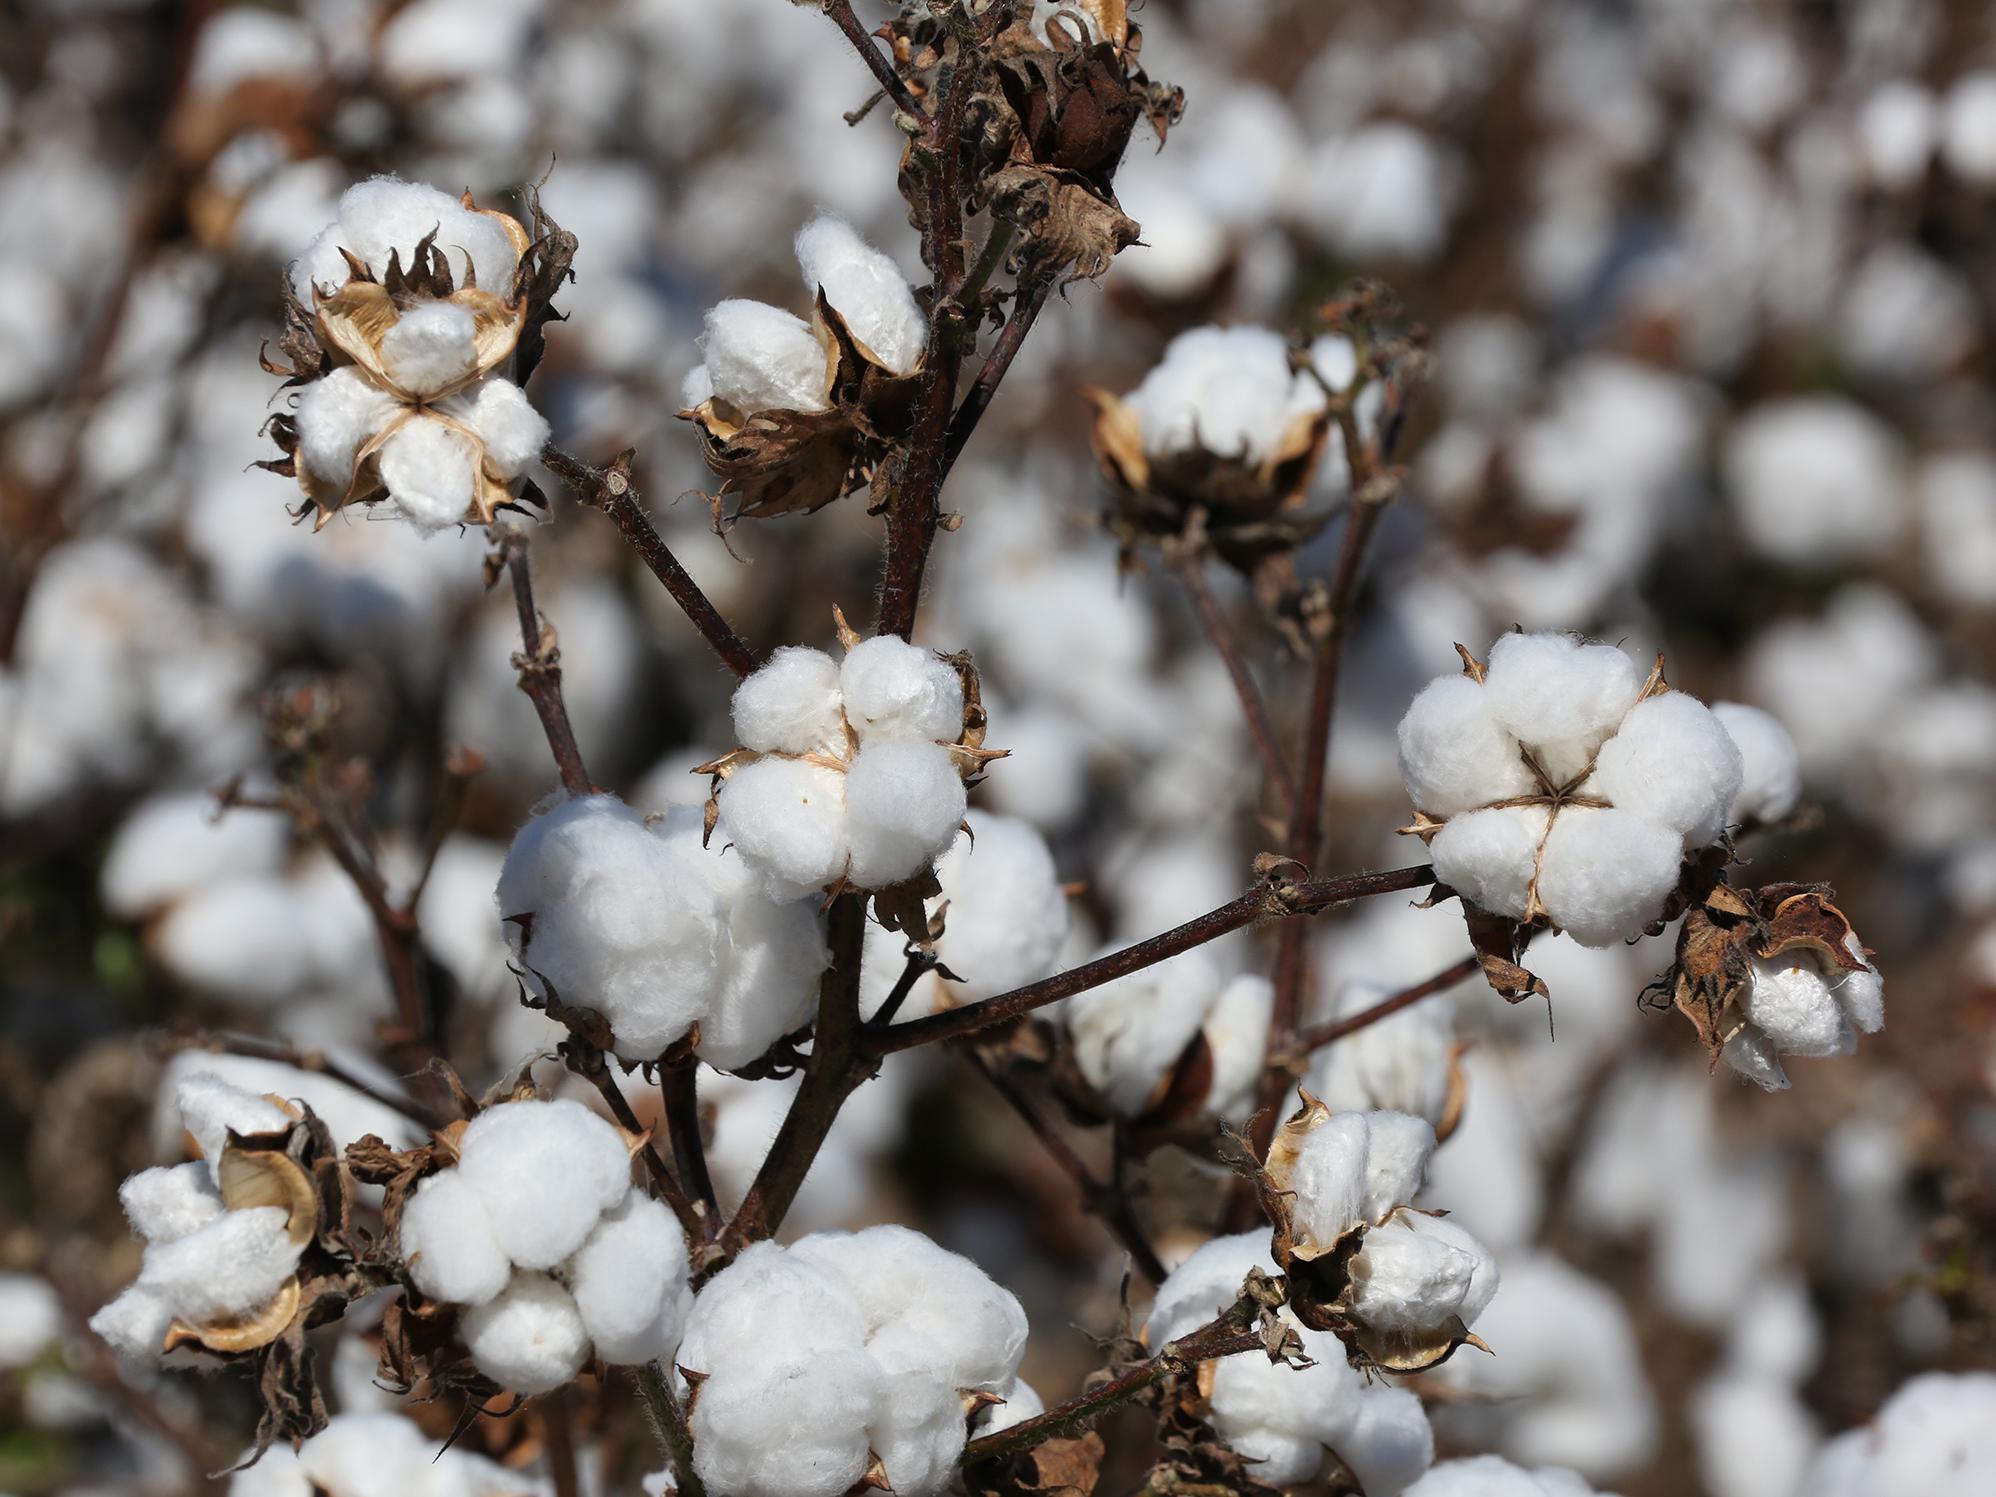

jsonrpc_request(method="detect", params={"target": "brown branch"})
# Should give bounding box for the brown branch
[544,1387,582,1497]
[162,1031,449,1132]
[1172,555,1298,814]
[939,278,1048,477]
[867,866,1434,1057]
[718,892,870,1254]
[824,0,923,119]
[636,1363,708,1497]
[503,540,594,796]
[963,1047,1168,1284]
[540,444,756,679]
[1293,955,1479,1053]
[961,1303,1264,1466]
[661,1062,719,1222]
[572,1050,705,1242]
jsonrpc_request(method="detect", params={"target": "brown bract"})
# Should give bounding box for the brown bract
[680,292,925,521]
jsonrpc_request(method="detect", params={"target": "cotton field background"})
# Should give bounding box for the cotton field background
[3,1,1996,1495]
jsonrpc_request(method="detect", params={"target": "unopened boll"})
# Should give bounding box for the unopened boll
[1146,1234,1435,1494]
[497,794,827,1068]
[676,1225,1028,1497]
[397,1098,690,1394]
[1721,932,1884,1092]
[1398,633,1742,947]
[716,636,976,898]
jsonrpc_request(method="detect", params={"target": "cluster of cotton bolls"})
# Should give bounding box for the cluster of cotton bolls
[714,636,976,897]
[398,1097,689,1394]
[1720,921,1885,1092]
[675,1226,1029,1497]
[497,794,827,1067]
[229,1411,543,1497]
[1397,632,1753,946]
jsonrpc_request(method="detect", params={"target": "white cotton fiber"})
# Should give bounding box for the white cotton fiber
[1593,693,1743,847]
[1303,982,1454,1125]
[1349,1214,1497,1338]
[377,301,480,396]
[460,1272,590,1395]
[119,1163,224,1245]
[454,1099,632,1270]
[866,1328,972,1494]
[100,793,287,918]
[1126,324,1326,467]
[1398,675,1538,817]
[690,1349,887,1497]
[140,1206,301,1322]
[1711,701,1802,825]
[675,1241,869,1379]
[89,1284,175,1364]
[1065,950,1222,1116]
[291,177,520,302]
[376,417,476,533]
[701,299,831,415]
[1403,1456,1604,1496]
[399,1168,511,1307]
[1429,806,1548,921]
[1533,808,1682,947]
[1340,1385,1437,1497]
[1147,1232,1273,1346]
[976,1377,1046,1437]
[292,366,399,493]
[567,1192,692,1365]
[717,756,852,897]
[1285,1112,1371,1245]
[1745,959,1854,1058]
[1360,1111,1439,1222]
[438,377,548,479]
[174,1075,294,1185]
[731,646,847,755]
[930,812,1069,999]
[1203,973,1276,1120]
[838,636,962,744]
[842,739,968,889]
[1722,398,1902,567]
[795,215,926,377]
[1482,633,1643,785]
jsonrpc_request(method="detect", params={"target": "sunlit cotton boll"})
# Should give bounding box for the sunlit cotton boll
[794,214,925,376]
[1711,702,1802,825]
[1722,398,1903,568]
[1122,324,1327,468]
[1063,950,1224,1116]
[449,1099,634,1271]
[1403,1456,1613,1496]
[1722,934,1884,1092]
[460,1271,591,1396]
[1302,980,1455,1125]
[699,299,831,416]
[227,1412,539,1497]
[289,176,521,301]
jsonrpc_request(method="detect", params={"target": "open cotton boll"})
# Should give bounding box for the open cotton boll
[691,1349,887,1497]
[89,1285,176,1364]
[1711,702,1801,824]
[292,366,401,492]
[1398,675,1538,817]
[1691,1370,1820,1497]
[567,1193,692,1365]
[1534,809,1682,947]
[1744,959,1859,1058]
[1065,949,1223,1115]
[794,215,926,377]
[1340,1385,1437,1497]
[120,1164,224,1245]
[1593,693,1743,847]
[100,792,288,918]
[159,1052,423,1156]
[376,418,477,533]
[717,757,852,897]
[675,1241,870,1380]
[838,636,962,744]
[930,812,1069,999]
[1203,974,1276,1119]
[701,299,831,415]
[1361,1112,1439,1222]
[174,1075,295,1185]
[1429,806,1548,922]
[1482,634,1643,785]
[140,1207,302,1323]
[1147,1232,1271,1346]
[866,1325,975,1493]
[436,377,549,479]
[842,739,967,889]
[399,1169,511,1307]
[1348,1214,1498,1339]
[290,177,520,301]
[1303,982,1454,1124]
[1126,325,1325,467]
[1722,398,1902,567]
[377,302,480,396]
[460,1272,590,1395]
[454,1099,632,1270]
[731,646,847,756]
[1403,1457,1610,1496]
[1801,1372,1996,1495]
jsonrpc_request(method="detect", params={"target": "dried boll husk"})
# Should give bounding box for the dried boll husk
[679,292,925,521]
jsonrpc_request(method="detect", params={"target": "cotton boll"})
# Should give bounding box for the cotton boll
[1125,325,1324,468]
[1146,1232,1272,1346]
[174,1076,295,1185]
[1397,675,1538,817]
[690,1350,886,1497]
[1429,806,1548,922]
[1744,958,1854,1058]
[1337,1385,1436,1497]
[141,1207,301,1322]
[89,1285,176,1364]
[567,1193,692,1365]
[1403,1457,1603,1496]
[1593,693,1743,847]
[460,1272,590,1395]
[1203,974,1276,1120]
[1361,1112,1439,1222]
[1943,73,1996,184]
[1834,937,1885,1034]
[1691,1371,1820,1497]
[1349,1214,1497,1338]
[377,302,480,396]
[838,636,962,744]
[119,1164,223,1245]
[701,299,831,415]
[1482,634,1643,784]
[975,1377,1046,1436]
[842,739,967,889]
[731,646,847,755]
[1723,399,1902,567]
[1284,1112,1370,1246]
[1303,982,1454,1125]
[1799,1372,1996,1494]
[454,1099,632,1270]
[717,756,851,897]
[1858,81,1937,189]
[376,418,476,533]
[1065,950,1222,1116]
[794,215,925,377]
[1711,702,1801,824]
[100,793,288,918]
[292,366,399,494]
[676,1241,869,1379]
[399,1169,511,1307]
[1534,809,1681,947]
[865,1326,972,1496]
[439,377,549,479]
[930,812,1068,999]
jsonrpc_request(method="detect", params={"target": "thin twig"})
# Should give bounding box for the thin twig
[635,1363,707,1497]
[868,866,1434,1057]
[540,443,756,678]
[963,1047,1168,1284]
[661,1063,719,1223]
[1293,955,1479,1052]
[503,540,594,797]
[544,1387,582,1497]
[576,1055,704,1241]
[865,945,941,1030]
[824,0,923,119]
[940,279,1048,476]
[1172,554,1298,814]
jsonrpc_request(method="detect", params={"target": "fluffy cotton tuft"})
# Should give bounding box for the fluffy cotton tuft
[1430,806,1549,922]
[717,757,854,898]
[1402,1456,1612,1496]
[1064,950,1224,1116]
[1124,325,1328,467]
[702,299,831,415]
[1532,808,1682,947]
[732,647,848,755]
[838,637,963,744]
[1399,675,1539,817]
[377,301,480,396]
[795,215,926,377]
[1349,1213,1499,1340]
[1592,693,1743,847]
[1723,398,1903,567]
[227,1412,538,1497]
[1278,1108,1436,1249]
[1302,981,1455,1125]
[1800,1371,1996,1495]
[567,1193,693,1365]
[1711,702,1802,825]
[290,176,519,302]
[843,740,969,889]
[1724,932,1884,1092]
[459,1272,591,1396]
[1481,633,1643,785]
[452,1098,634,1270]
[399,1169,511,1307]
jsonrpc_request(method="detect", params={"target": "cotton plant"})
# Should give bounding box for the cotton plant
[497,794,828,1069]
[265,176,556,534]
[397,1097,689,1394]
[228,1411,543,1497]
[674,1226,1029,1497]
